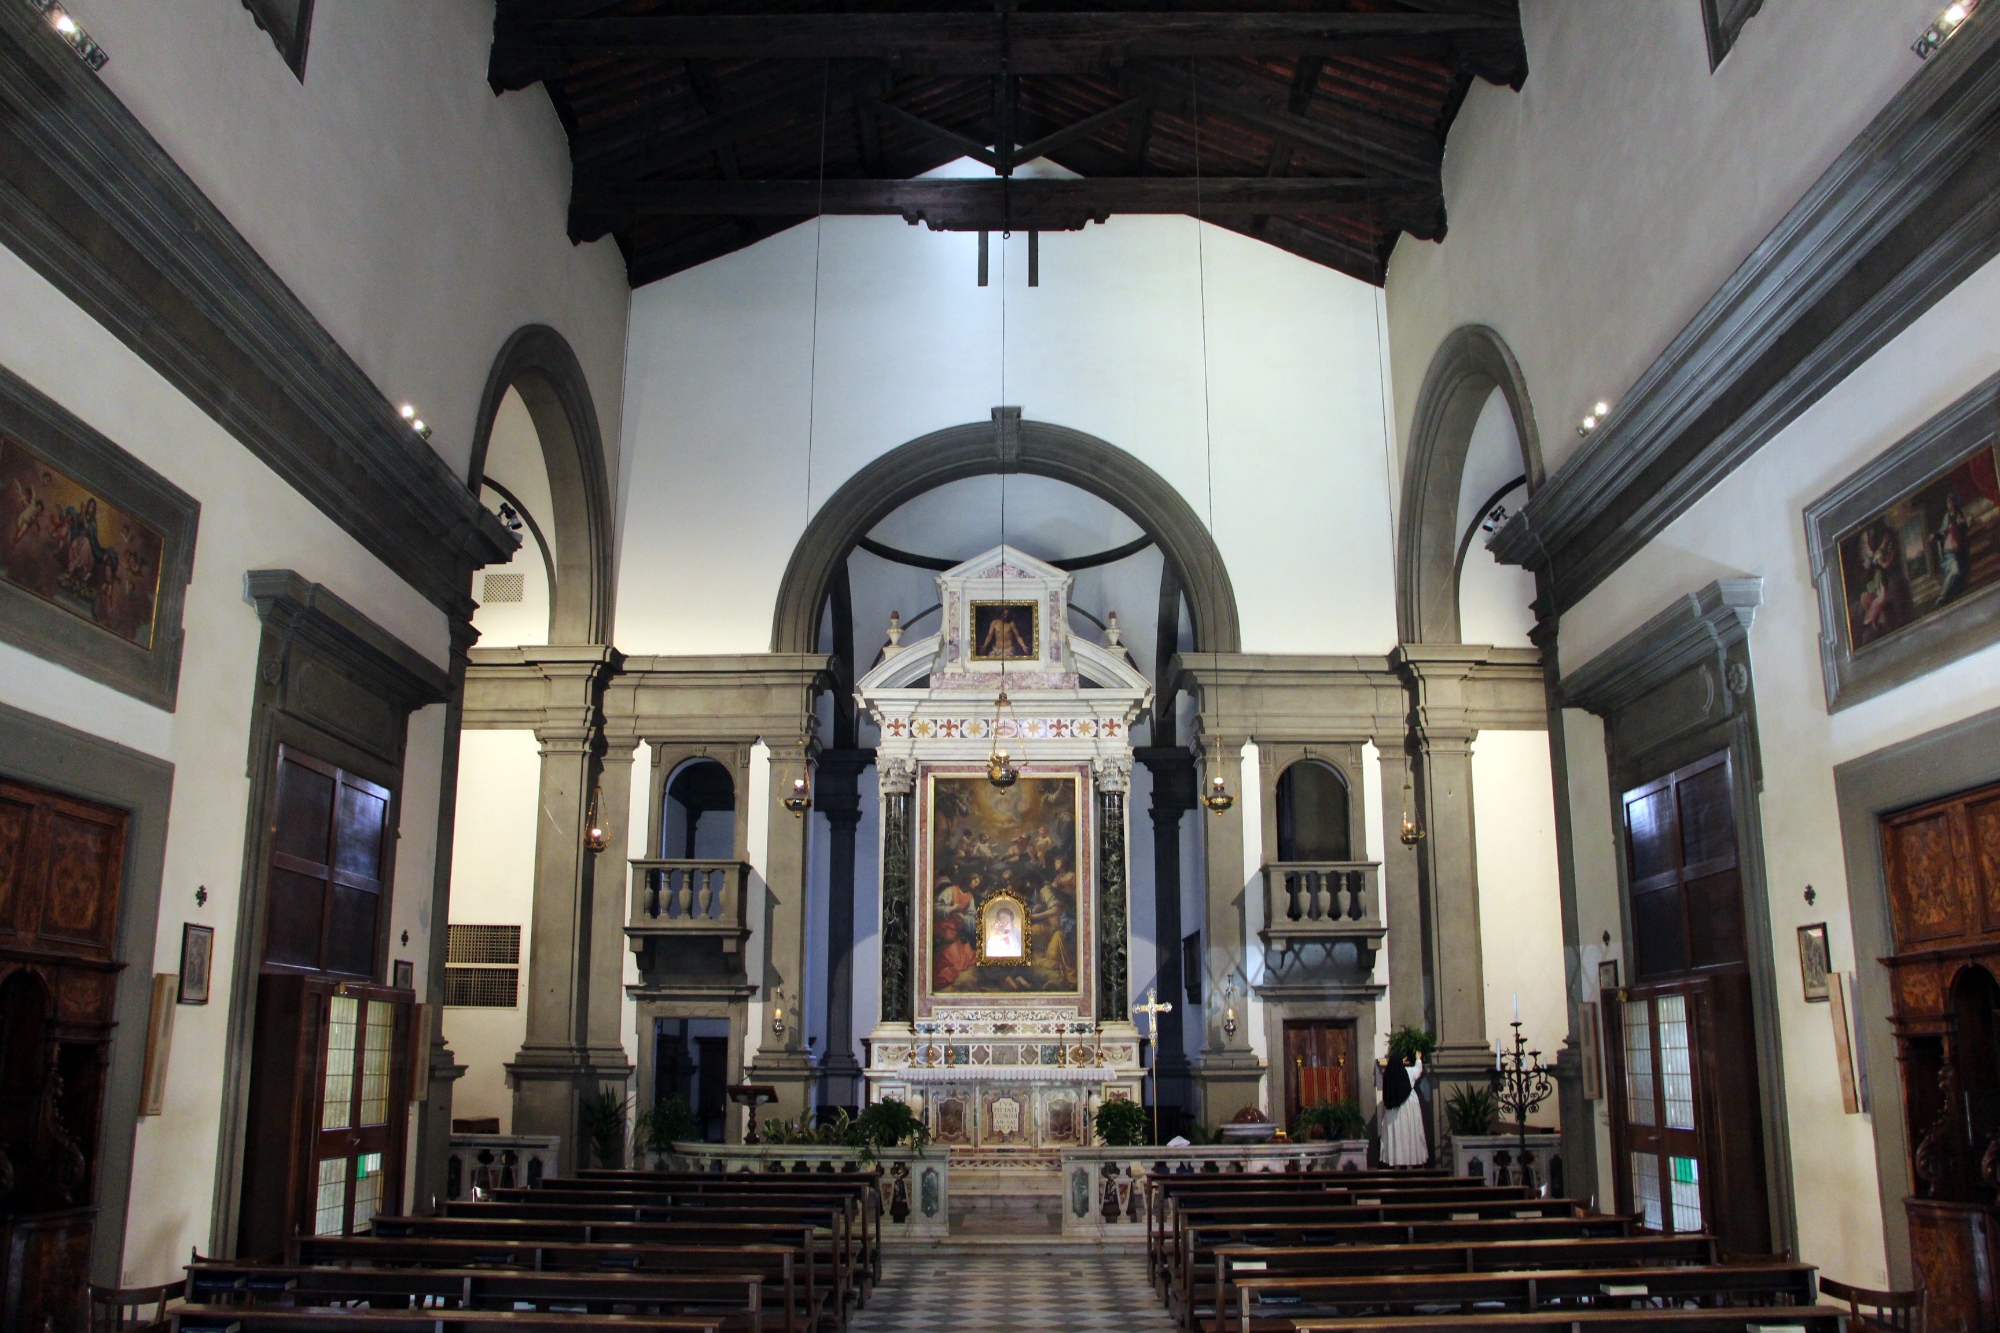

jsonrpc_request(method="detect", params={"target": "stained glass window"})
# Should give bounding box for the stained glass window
[1669,1155,1703,1232]
[1658,994,1696,1130]
[1623,999,1655,1126]
[359,1000,394,1126]
[1629,1150,1662,1231]
[321,995,358,1131]
[314,1156,347,1235]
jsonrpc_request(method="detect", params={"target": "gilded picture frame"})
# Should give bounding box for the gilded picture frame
[976,891,1031,965]
[970,599,1039,662]
[1805,370,2000,712]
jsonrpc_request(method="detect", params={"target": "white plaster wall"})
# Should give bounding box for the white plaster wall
[63,0,630,487]
[1386,0,1939,477]
[1555,247,2000,1285]
[0,244,448,1282]
[1456,389,1537,649]
[473,388,557,649]
[616,201,1398,657]
[1471,729,1566,1124]
[1560,708,1625,1213]
[442,729,543,1133]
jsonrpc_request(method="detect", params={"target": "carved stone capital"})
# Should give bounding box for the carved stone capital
[1093,756,1133,793]
[879,757,917,795]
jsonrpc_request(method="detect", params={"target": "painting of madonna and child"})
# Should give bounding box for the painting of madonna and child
[1839,442,2000,650]
[929,775,1080,995]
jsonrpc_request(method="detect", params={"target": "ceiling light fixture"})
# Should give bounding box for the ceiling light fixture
[1577,400,1612,437]
[31,1,107,69]
[399,403,433,440]
[1915,0,1980,57]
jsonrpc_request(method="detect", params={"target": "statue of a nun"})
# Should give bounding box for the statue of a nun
[1376,1052,1428,1167]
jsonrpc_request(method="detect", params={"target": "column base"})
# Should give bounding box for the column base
[817,1053,864,1114]
[1193,1048,1267,1130]
[410,1040,467,1214]
[746,1050,817,1132]
[1428,1041,1502,1085]
[507,1043,635,1173]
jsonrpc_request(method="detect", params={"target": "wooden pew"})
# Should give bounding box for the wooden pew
[1289,1309,1845,1333]
[171,1310,723,1332]
[1232,1262,1816,1333]
[302,1234,816,1333]
[1173,1215,1637,1331]
[1204,1237,1718,1333]
[184,1261,766,1333]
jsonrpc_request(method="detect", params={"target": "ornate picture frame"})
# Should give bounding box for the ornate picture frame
[970,599,1038,662]
[0,363,198,709]
[1805,370,2000,712]
[976,891,1032,965]
[178,922,214,1005]
[1797,922,1831,1003]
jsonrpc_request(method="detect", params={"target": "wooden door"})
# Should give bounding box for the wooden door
[1608,752,1771,1254]
[1283,1020,1357,1131]
[310,985,410,1235]
[1880,778,2000,1333]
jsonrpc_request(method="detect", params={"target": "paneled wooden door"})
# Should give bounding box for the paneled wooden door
[1283,1020,1357,1130]
[311,985,410,1235]
[1607,751,1771,1254]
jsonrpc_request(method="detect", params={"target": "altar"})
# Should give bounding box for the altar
[857,546,1153,1154]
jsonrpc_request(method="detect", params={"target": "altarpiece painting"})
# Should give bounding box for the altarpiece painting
[929,774,1079,995]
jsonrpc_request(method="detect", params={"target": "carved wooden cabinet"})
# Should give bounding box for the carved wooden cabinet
[1882,780,2000,1333]
[0,778,128,1333]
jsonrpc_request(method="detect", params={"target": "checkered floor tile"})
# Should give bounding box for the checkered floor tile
[852,1250,1175,1331]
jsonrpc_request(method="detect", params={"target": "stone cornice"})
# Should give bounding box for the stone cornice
[462,643,617,733]
[1489,20,2000,613]
[248,569,451,707]
[605,653,833,744]
[0,7,516,620]
[1559,578,1762,718]
[1170,653,1409,744]
[1391,644,1546,736]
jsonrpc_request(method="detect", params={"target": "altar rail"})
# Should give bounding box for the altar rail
[662,1142,949,1239]
[1451,1132,1563,1193]
[627,859,751,952]
[1260,861,1384,951]
[1057,1140,1366,1238]
[447,1134,561,1201]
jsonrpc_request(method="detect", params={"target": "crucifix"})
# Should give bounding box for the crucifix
[1134,986,1175,1145]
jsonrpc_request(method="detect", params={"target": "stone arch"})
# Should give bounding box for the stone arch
[468,325,615,645]
[771,411,1241,654]
[1396,326,1543,645]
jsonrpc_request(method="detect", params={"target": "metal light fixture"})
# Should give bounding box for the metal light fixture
[1915,0,1979,58]
[1398,767,1425,847]
[1201,736,1234,815]
[583,787,609,853]
[31,1,107,69]
[783,744,812,816]
[987,689,1019,788]
[1222,977,1238,1038]
[770,987,788,1038]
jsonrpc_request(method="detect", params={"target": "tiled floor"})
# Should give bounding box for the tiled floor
[851,1248,1176,1331]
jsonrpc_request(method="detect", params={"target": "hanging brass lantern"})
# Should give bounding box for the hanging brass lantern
[987,689,1019,789]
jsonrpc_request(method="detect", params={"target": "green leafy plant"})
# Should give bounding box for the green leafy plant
[1444,1084,1498,1136]
[636,1095,700,1159]
[852,1098,931,1158]
[1387,1025,1437,1063]
[1294,1099,1367,1141]
[1095,1097,1149,1147]
[580,1089,632,1169]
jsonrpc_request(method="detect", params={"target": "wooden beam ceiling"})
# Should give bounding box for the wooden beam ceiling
[496,1,1528,287]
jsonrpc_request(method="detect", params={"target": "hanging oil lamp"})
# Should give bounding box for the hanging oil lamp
[987,688,1019,788]
[1201,734,1234,815]
[583,786,610,852]
[1398,765,1425,846]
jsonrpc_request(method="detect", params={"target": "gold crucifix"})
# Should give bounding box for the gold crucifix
[1134,986,1175,1144]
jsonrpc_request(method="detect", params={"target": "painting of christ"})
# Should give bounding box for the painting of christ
[929,775,1078,994]
[971,600,1037,661]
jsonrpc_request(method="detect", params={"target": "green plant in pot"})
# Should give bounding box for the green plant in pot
[1095,1097,1149,1147]
[1386,1025,1436,1064]
[635,1095,700,1165]
[852,1097,931,1159]
[579,1088,632,1169]
[1294,1099,1368,1142]
[1444,1084,1498,1137]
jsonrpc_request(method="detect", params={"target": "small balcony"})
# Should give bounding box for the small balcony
[627,859,751,953]
[1260,861,1384,953]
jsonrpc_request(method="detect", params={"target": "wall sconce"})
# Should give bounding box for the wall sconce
[1398,768,1425,847]
[583,787,609,853]
[1222,977,1238,1039]
[398,403,434,441]
[770,987,788,1038]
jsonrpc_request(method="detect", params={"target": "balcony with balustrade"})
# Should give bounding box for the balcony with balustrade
[1260,861,1384,955]
[626,859,751,954]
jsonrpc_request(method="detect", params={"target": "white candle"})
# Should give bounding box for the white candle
[1512,993,1519,1021]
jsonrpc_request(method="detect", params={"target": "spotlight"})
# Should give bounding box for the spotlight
[400,404,416,420]
[32,2,107,69]
[1915,0,1980,57]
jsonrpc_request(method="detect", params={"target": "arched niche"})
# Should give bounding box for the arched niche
[771,412,1240,656]
[1397,326,1543,645]
[663,757,737,861]
[1276,759,1353,863]
[467,326,615,646]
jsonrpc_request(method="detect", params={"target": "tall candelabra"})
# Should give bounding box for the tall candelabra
[1489,1021,1554,1182]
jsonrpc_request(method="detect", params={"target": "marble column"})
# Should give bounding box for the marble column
[1391,646,1492,1085]
[508,645,631,1172]
[815,748,874,1110]
[877,759,917,1029]
[1193,736,1265,1124]
[1134,746,1195,1122]
[1095,757,1132,1023]
[748,744,816,1126]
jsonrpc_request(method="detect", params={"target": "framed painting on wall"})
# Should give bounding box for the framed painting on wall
[0,365,198,708]
[178,923,214,1004]
[970,600,1038,661]
[924,772,1082,999]
[1806,370,2000,711]
[1797,922,1831,1003]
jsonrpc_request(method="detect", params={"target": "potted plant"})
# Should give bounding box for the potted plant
[852,1097,931,1159]
[635,1094,699,1166]
[1294,1098,1368,1141]
[579,1088,631,1169]
[1386,1025,1436,1064]
[1095,1097,1149,1147]
[1444,1085,1498,1138]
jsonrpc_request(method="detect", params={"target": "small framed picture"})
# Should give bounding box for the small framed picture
[177,922,213,1005]
[393,958,414,991]
[1579,1001,1603,1101]
[1597,959,1620,993]
[1798,923,1832,1003]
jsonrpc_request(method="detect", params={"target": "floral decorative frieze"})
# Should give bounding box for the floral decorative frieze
[879,715,1124,741]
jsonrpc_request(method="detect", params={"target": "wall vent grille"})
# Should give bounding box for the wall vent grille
[445,924,521,1006]
[482,572,525,603]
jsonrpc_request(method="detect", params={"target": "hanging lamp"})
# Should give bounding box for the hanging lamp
[1188,68,1233,818]
[787,63,833,819]
[987,203,1021,790]
[1398,765,1425,846]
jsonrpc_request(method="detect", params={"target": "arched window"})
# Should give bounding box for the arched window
[1276,760,1351,862]
[663,760,735,860]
